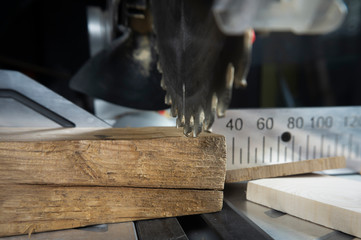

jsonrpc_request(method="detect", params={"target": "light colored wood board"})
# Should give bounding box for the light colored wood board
[0,184,223,237]
[246,174,361,238]
[0,127,226,190]
[226,157,345,183]
[0,222,137,240]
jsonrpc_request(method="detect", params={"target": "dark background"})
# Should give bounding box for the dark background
[0,0,360,112]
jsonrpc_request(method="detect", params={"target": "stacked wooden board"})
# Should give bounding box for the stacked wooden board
[0,127,226,237]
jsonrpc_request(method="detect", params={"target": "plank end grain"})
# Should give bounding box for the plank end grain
[0,127,226,237]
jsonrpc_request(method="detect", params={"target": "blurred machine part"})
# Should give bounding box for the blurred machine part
[212,0,347,35]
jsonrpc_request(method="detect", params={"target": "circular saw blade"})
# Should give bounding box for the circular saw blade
[152,0,253,137]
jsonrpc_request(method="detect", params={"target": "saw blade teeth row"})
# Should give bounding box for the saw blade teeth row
[175,108,206,137]
[160,57,249,137]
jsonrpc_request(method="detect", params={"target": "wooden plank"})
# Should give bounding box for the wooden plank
[0,127,226,237]
[0,222,137,240]
[0,127,226,190]
[246,174,361,238]
[0,184,222,237]
[226,156,345,183]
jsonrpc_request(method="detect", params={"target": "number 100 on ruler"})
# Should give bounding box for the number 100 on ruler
[212,107,361,171]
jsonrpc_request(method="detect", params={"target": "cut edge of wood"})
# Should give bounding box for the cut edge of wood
[225,156,346,183]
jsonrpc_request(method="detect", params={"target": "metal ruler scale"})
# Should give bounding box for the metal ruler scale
[212,107,361,171]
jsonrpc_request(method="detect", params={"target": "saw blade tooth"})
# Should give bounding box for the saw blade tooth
[199,109,205,124]
[170,104,177,117]
[203,113,215,132]
[165,93,172,105]
[157,61,163,73]
[192,126,201,137]
[239,78,248,88]
[189,115,195,127]
[226,63,235,89]
[176,117,184,128]
[193,113,203,138]
[217,100,227,118]
[183,125,192,137]
[160,76,166,90]
[211,93,218,113]
[176,114,185,128]
[154,43,159,54]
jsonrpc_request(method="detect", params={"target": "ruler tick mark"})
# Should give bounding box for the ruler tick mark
[306,135,309,159]
[262,136,265,163]
[277,136,280,162]
[292,137,295,162]
[320,135,324,158]
[232,137,235,165]
[335,134,339,156]
[247,137,250,164]
[240,148,242,164]
[299,146,302,161]
[284,147,287,162]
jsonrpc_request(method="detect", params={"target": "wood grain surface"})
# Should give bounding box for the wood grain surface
[0,127,226,190]
[226,156,345,182]
[247,174,361,238]
[0,127,226,237]
[0,184,222,237]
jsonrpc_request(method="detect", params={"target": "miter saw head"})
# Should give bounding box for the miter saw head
[151,0,253,137]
